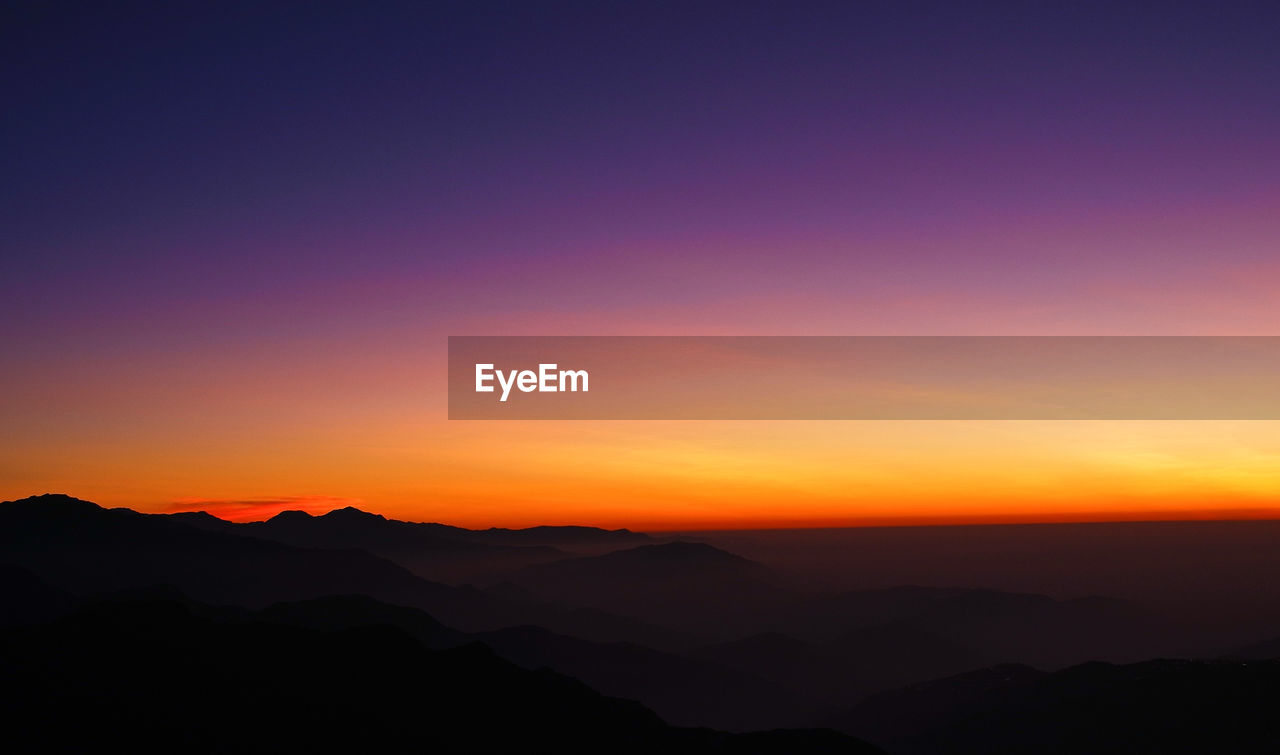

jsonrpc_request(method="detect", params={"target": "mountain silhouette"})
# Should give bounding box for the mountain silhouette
[503,541,788,634]
[167,506,591,583]
[472,624,805,731]
[831,658,1280,754]
[0,560,74,626]
[0,595,879,754]
[675,585,1188,708]
[257,593,471,648]
[691,632,859,708]
[170,503,649,551]
[203,593,806,731]
[1225,633,1280,660]
[769,586,1179,669]
[466,523,653,550]
[11,492,1277,752]
[0,495,689,647]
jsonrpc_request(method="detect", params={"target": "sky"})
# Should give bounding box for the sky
[3,0,1280,527]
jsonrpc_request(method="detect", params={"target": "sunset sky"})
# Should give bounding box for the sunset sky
[3,1,1280,528]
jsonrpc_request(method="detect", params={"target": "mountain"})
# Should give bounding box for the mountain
[257,593,471,649]
[170,505,651,577]
[465,523,653,551]
[0,494,480,611]
[9,492,1238,743]
[831,663,1048,749]
[820,623,991,697]
[680,586,1182,707]
[832,659,1280,754]
[168,506,586,583]
[0,561,74,626]
[473,624,804,731]
[771,586,1179,669]
[690,632,858,708]
[1226,634,1280,660]
[0,495,687,647]
[212,594,805,731]
[0,560,811,736]
[503,541,788,635]
[0,596,879,754]
[691,626,985,709]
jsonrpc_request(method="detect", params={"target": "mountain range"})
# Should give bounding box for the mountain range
[6,493,1280,753]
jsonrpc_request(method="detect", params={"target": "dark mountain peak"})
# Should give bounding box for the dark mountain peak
[2,493,103,512]
[267,509,315,523]
[169,511,230,524]
[319,506,386,523]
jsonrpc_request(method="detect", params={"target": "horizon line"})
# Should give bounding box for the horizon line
[11,493,1280,533]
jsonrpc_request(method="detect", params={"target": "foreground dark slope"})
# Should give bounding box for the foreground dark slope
[0,496,811,730]
[0,597,877,754]
[240,593,806,731]
[0,558,812,733]
[832,659,1280,754]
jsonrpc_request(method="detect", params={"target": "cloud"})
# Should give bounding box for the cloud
[165,496,365,522]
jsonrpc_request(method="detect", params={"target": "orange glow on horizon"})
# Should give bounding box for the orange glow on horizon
[7,418,1280,531]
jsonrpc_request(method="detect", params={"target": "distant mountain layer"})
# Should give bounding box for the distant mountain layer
[0,595,877,754]
[502,541,791,634]
[236,593,807,731]
[165,500,652,582]
[0,494,682,648]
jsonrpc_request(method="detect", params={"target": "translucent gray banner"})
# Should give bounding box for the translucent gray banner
[448,336,1280,419]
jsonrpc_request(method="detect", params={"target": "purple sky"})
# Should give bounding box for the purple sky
[3,1,1280,523]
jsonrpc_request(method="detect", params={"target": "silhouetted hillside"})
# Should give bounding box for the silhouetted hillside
[474,624,804,730]
[169,505,650,582]
[690,632,859,708]
[772,586,1179,669]
[0,596,879,754]
[12,492,1277,752]
[0,495,692,647]
[505,541,787,634]
[1,495,483,611]
[695,523,1280,646]
[1226,634,1280,660]
[257,594,470,648]
[467,523,653,550]
[678,586,1187,705]
[228,594,803,731]
[0,561,810,736]
[833,658,1280,754]
[688,623,995,707]
[0,561,74,626]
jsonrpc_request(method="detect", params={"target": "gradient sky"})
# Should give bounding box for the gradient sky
[3,1,1280,527]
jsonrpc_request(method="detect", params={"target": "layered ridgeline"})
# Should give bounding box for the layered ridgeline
[6,494,1280,753]
[168,501,650,583]
[0,591,870,754]
[0,495,871,751]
